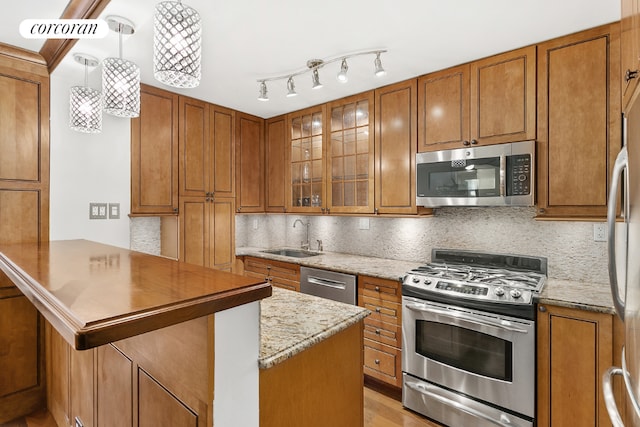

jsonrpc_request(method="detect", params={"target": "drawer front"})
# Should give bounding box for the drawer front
[361,295,401,326]
[358,275,401,303]
[363,317,401,348]
[244,257,270,275]
[271,276,300,292]
[268,261,300,282]
[364,339,402,387]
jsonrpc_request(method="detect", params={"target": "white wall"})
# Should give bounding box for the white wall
[49,71,131,249]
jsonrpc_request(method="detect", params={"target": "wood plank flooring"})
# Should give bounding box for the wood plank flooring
[4,387,442,427]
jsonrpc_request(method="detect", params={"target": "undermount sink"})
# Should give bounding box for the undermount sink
[260,248,322,258]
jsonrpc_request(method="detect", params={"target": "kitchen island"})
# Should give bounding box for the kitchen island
[0,239,270,427]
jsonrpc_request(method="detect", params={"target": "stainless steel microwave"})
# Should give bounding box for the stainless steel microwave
[416,141,535,207]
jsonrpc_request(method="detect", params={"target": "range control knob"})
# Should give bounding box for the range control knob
[510,289,522,299]
[425,279,432,286]
[495,287,505,296]
[412,276,421,284]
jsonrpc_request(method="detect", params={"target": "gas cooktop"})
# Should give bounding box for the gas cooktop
[402,249,547,318]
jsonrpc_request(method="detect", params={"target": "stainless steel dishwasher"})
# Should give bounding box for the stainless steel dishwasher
[300,266,357,305]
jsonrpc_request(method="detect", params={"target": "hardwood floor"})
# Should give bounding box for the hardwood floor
[364,386,443,427]
[4,387,441,427]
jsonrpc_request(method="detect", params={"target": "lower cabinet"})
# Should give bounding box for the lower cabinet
[46,315,213,427]
[537,304,624,427]
[243,256,300,292]
[358,275,402,388]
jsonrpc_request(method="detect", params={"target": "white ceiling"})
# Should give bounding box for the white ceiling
[2,0,621,119]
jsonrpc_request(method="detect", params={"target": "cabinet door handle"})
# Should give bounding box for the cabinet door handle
[626,69,639,82]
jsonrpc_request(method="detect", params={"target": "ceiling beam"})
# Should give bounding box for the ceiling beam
[39,0,111,73]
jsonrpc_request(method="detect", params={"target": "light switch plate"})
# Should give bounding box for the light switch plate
[89,203,108,219]
[109,203,120,219]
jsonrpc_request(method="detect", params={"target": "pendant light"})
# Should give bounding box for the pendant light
[69,53,102,134]
[154,0,202,88]
[102,16,140,118]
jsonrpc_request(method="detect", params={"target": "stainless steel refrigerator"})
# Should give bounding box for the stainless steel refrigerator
[604,98,640,426]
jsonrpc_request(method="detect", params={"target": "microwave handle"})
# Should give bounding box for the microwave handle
[499,155,506,197]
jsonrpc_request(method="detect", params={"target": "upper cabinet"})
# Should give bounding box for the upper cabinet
[236,112,265,212]
[286,105,326,213]
[179,96,209,198]
[131,84,179,215]
[418,46,536,152]
[622,0,640,111]
[265,115,287,213]
[327,92,375,214]
[374,80,420,215]
[536,23,621,219]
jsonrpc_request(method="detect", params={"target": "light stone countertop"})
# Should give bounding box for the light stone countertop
[259,287,369,369]
[537,278,616,315]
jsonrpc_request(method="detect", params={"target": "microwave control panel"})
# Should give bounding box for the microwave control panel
[507,154,531,195]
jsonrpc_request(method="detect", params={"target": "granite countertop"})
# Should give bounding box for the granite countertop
[537,278,616,314]
[238,246,422,282]
[259,287,369,369]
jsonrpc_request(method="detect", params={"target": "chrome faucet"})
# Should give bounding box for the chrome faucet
[293,219,310,250]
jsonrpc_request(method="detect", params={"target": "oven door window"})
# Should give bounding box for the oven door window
[417,157,500,198]
[416,320,513,381]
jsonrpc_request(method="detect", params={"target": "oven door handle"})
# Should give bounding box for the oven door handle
[405,302,528,334]
[405,380,517,427]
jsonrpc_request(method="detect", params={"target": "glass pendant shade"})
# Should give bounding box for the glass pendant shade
[103,57,140,117]
[154,1,202,88]
[70,86,102,133]
[69,54,102,134]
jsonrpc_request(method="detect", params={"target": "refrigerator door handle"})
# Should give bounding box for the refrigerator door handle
[603,367,625,427]
[608,146,628,320]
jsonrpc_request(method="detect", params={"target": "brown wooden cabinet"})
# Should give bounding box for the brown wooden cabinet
[537,304,623,427]
[130,84,179,215]
[418,46,536,152]
[178,96,236,271]
[622,0,640,111]
[265,115,287,213]
[358,275,402,388]
[286,105,327,213]
[0,46,49,423]
[374,80,420,215]
[536,23,621,219]
[236,112,265,212]
[244,256,300,291]
[47,316,212,427]
[180,196,235,271]
[326,92,375,214]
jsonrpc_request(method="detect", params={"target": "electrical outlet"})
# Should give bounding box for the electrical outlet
[593,223,607,242]
[89,202,108,219]
[109,203,120,219]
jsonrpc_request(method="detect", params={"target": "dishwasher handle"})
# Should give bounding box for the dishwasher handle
[307,276,347,290]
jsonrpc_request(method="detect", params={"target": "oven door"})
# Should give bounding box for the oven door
[402,296,535,418]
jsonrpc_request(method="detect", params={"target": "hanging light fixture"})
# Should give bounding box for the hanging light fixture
[336,59,348,83]
[258,81,268,101]
[154,0,202,88]
[286,77,297,97]
[374,52,386,77]
[69,53,102,134]
[256,49,386,101]
[102,16,140,118]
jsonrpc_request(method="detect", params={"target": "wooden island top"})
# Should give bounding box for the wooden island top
[0,239,271,350]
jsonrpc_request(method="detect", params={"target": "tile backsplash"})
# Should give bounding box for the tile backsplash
[235,207,609,284]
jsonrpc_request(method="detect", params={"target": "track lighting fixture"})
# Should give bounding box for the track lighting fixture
[286,77,297,97]
[337,58,349,83]
[374,52,386,77]
[258,81,268,101]
[256,49,387,101]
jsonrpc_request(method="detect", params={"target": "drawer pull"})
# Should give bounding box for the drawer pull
[375,286,380,292]
[375,329,381,335]
[374,359,380,365]
[375,307,381,313]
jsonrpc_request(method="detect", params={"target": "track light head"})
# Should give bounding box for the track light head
[286,77,298,97]
[337,59,348,83]
[374,52,386,77]
[258,81,268,101]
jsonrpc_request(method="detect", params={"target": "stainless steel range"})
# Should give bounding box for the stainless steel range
[402,249,547,427]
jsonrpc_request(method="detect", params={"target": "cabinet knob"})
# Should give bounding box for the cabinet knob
[539,305,547,312]
[206,198,211,202]
[626,69,639,82]
[375,329,381,335]
[538,208,546,214]
[374,208,379,215]
[237,208,241,212]
[463,140,470,146]
[374,359,380,365]
[471,139,478,145]
[375,286,380,292]
[173,208,178,212]
[375,307,381,313]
